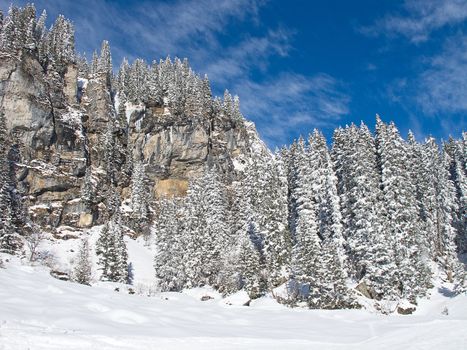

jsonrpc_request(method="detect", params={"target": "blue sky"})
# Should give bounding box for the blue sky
[1,0,466,147]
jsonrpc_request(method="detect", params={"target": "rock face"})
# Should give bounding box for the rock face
[0,52,268,234]
[0,53,54,157]
[126,103,253,193]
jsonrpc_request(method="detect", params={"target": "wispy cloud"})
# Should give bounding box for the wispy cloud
[416,35,467,115]
[386,35,467,137]
[203,29,291,85]
[361,0,467,43]
[359,0,467,137]
[0,0,263,61]
[0,0,349,147]
[234,73,350,146]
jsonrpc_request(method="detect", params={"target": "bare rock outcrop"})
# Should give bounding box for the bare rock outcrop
[0,51,269,234]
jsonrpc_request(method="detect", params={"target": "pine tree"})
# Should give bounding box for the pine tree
[96,185,127,283]
[90,51,99,75]
[333,123,397,301]
[445,136,467,254]
[153,198,186,291]
[96,210,128,283]
[223,90,233,118]
[129,58,149,103]
[1,6,20,52]
[307,130,353,307]
[376,117,431,300]
[250,154,291,290]
[130,157,149,224]
[99,40,112,86]
[184,168,229,288]
[418,138,463,286]
[237,222,262,299]
[35,10,48,66]
[201,75,213,117]
[0,204,21,254]
[47,14,75,67]
[221,181,263,297]
[73,238,92,285]
[288,137,322,302]
[0,112,20,254]
[131,156,149,232]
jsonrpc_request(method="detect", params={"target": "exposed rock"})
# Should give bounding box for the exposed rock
[78,212,94,228]
[0,54,54,158]
[50,270,70,281]
[63,65,78,106]
[356,281,378,300]
[154,178,189,198]
[0,49,269,235]
[397,303,417,315]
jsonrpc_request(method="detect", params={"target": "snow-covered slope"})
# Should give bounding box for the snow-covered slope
[0,256,466,350]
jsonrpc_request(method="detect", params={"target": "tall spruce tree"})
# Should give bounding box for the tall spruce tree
[96,193,128,283]
[130,157,148,223]
[153,198,186,291]
[375,117,431,300]
[0,112,20,254]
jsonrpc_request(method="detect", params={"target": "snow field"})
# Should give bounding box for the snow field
[0,232,466,350]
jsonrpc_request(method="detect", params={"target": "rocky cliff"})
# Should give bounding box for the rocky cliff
[0,50,270,235]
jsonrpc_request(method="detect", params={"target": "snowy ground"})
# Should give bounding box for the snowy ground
[0,232,466,349]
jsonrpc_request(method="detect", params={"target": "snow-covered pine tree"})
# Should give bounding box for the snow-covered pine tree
[47,14,75,67]
[435,143,464,285]
[307,130,353,308]
[220,180,263,297]
[307,130,343,242]
[184,168,229,288]
[130,157,148,223]
[445,136,467,254]
[96,210,128,283]
[147,60,162,105]
[287,136,324,305]
[96,186,128,283]
[184,72,203,117]
[249,154,291,290]
[90,51,99,76]
[222,90,233,119]
[0,6,23,53]
[201,75,213,117]
[73,238,92,285]
[35,9,48,65]
[0,112,21,254]
[153,198,186,291]
[237,222,262,299]
[375,117,431,301]
[333,123,398,301]
[232,96,243,122]
[98,40,112,86]
[129,58,149,103]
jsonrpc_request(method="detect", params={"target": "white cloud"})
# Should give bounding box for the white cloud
[385,35,467,137]
[0,0,263,61]
[0,0,349,147]
[362,0,467,43]
[416,35,467,115]
[202,29,291,85]
[234,73,350,146]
